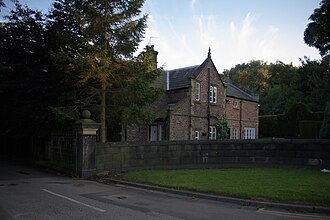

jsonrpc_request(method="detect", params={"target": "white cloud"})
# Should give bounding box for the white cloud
[138,7,320,72]
[238,12,255,46]
[190,0,196,10]
[230,21,236,32]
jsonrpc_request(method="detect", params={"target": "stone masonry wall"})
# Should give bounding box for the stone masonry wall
[126,125,148,142]
[96,139,330,172]
[226,97,259,139]
[168,89,190,140]
[191,63,226,140]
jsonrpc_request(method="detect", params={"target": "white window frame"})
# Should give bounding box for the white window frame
[195,131,200,140]
[209,86,213,102]
[213,86,217,103]
[209,126,217,140]
[196,82,200,101]
[158,125,162,141]
[244,127,255,139]
[209,86,217,103]
[231,127,239,139]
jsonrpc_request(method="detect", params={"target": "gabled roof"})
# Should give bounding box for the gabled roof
[224,81,259,103]
[156,49,258,103]
[166,52,223,90]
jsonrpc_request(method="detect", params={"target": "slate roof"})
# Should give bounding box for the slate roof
[162,57,259,103]
[167,65,200,90]
[224,81,259,103]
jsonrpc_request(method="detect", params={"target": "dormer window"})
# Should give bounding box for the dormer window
[196,82,200,101]
[210,86,217,103]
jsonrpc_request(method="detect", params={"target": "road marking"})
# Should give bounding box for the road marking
[257,208,330,220]
[42,189,106,213]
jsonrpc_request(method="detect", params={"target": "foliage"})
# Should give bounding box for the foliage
[298,57,330,112]
[0,0,5,11]
[259,103,324,138]
[0,0,161,144]
[261,85,301,115]
[215,115,228,139]
[223,60,270,95]
[304,0,330,57]
[299,120,323,139]
[224,57,329,115]
[0,2,59,138]
[48,0,150,142]
[320,102,330,138]
[123,168,330,206]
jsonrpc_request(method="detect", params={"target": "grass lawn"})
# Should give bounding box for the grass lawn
[122,168,330,206]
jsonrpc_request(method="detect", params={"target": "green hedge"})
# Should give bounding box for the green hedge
[299,120,323,138]
[259,103,324,138]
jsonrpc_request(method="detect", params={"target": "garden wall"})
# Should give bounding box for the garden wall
[96,139,330,172]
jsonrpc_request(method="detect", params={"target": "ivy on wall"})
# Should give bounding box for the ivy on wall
[216,115,228,139]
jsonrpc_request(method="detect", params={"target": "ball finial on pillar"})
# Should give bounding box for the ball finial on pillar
[82,110,91,119]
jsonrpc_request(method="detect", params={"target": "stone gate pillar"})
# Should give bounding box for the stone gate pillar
[72,110,100,178]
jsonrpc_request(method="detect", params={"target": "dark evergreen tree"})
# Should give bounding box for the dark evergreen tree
[0,1,57,138]
[49,0,159,142]
[320,102,330,138]
[298,57,330,112]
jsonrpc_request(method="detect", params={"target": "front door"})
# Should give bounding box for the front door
[150,125,158,141]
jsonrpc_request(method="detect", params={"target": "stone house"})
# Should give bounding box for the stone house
[126,47,259,141]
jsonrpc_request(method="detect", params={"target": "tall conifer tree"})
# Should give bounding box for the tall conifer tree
[50,0,152,142]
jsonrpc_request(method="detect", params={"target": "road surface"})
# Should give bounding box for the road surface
[0,160,328,220]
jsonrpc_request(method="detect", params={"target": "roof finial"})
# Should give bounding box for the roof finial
[208,47,211,58]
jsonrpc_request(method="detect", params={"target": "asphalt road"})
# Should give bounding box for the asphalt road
[0,160,329,220]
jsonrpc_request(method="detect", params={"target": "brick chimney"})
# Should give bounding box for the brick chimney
[146,45,158,70]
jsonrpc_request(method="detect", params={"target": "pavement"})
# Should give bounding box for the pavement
[98,176,330,215]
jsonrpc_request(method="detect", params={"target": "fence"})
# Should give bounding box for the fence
[46,131,75,175]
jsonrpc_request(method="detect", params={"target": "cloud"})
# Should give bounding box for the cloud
[230,21,236,32]
[238,12,255,46]
[190,0,196,10]
[138,5,320,72]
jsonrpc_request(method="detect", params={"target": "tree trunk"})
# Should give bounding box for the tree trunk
[100,83,107,143]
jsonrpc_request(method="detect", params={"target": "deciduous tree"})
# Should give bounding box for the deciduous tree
[304,0,330,57]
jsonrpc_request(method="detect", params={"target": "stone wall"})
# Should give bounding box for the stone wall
[96,139,330,172]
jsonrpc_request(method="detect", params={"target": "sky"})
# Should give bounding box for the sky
[1,0,322,72]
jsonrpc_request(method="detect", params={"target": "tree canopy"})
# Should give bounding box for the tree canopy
[223,57,329,115]
[304,0,330,57]
[0,0,162,142]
